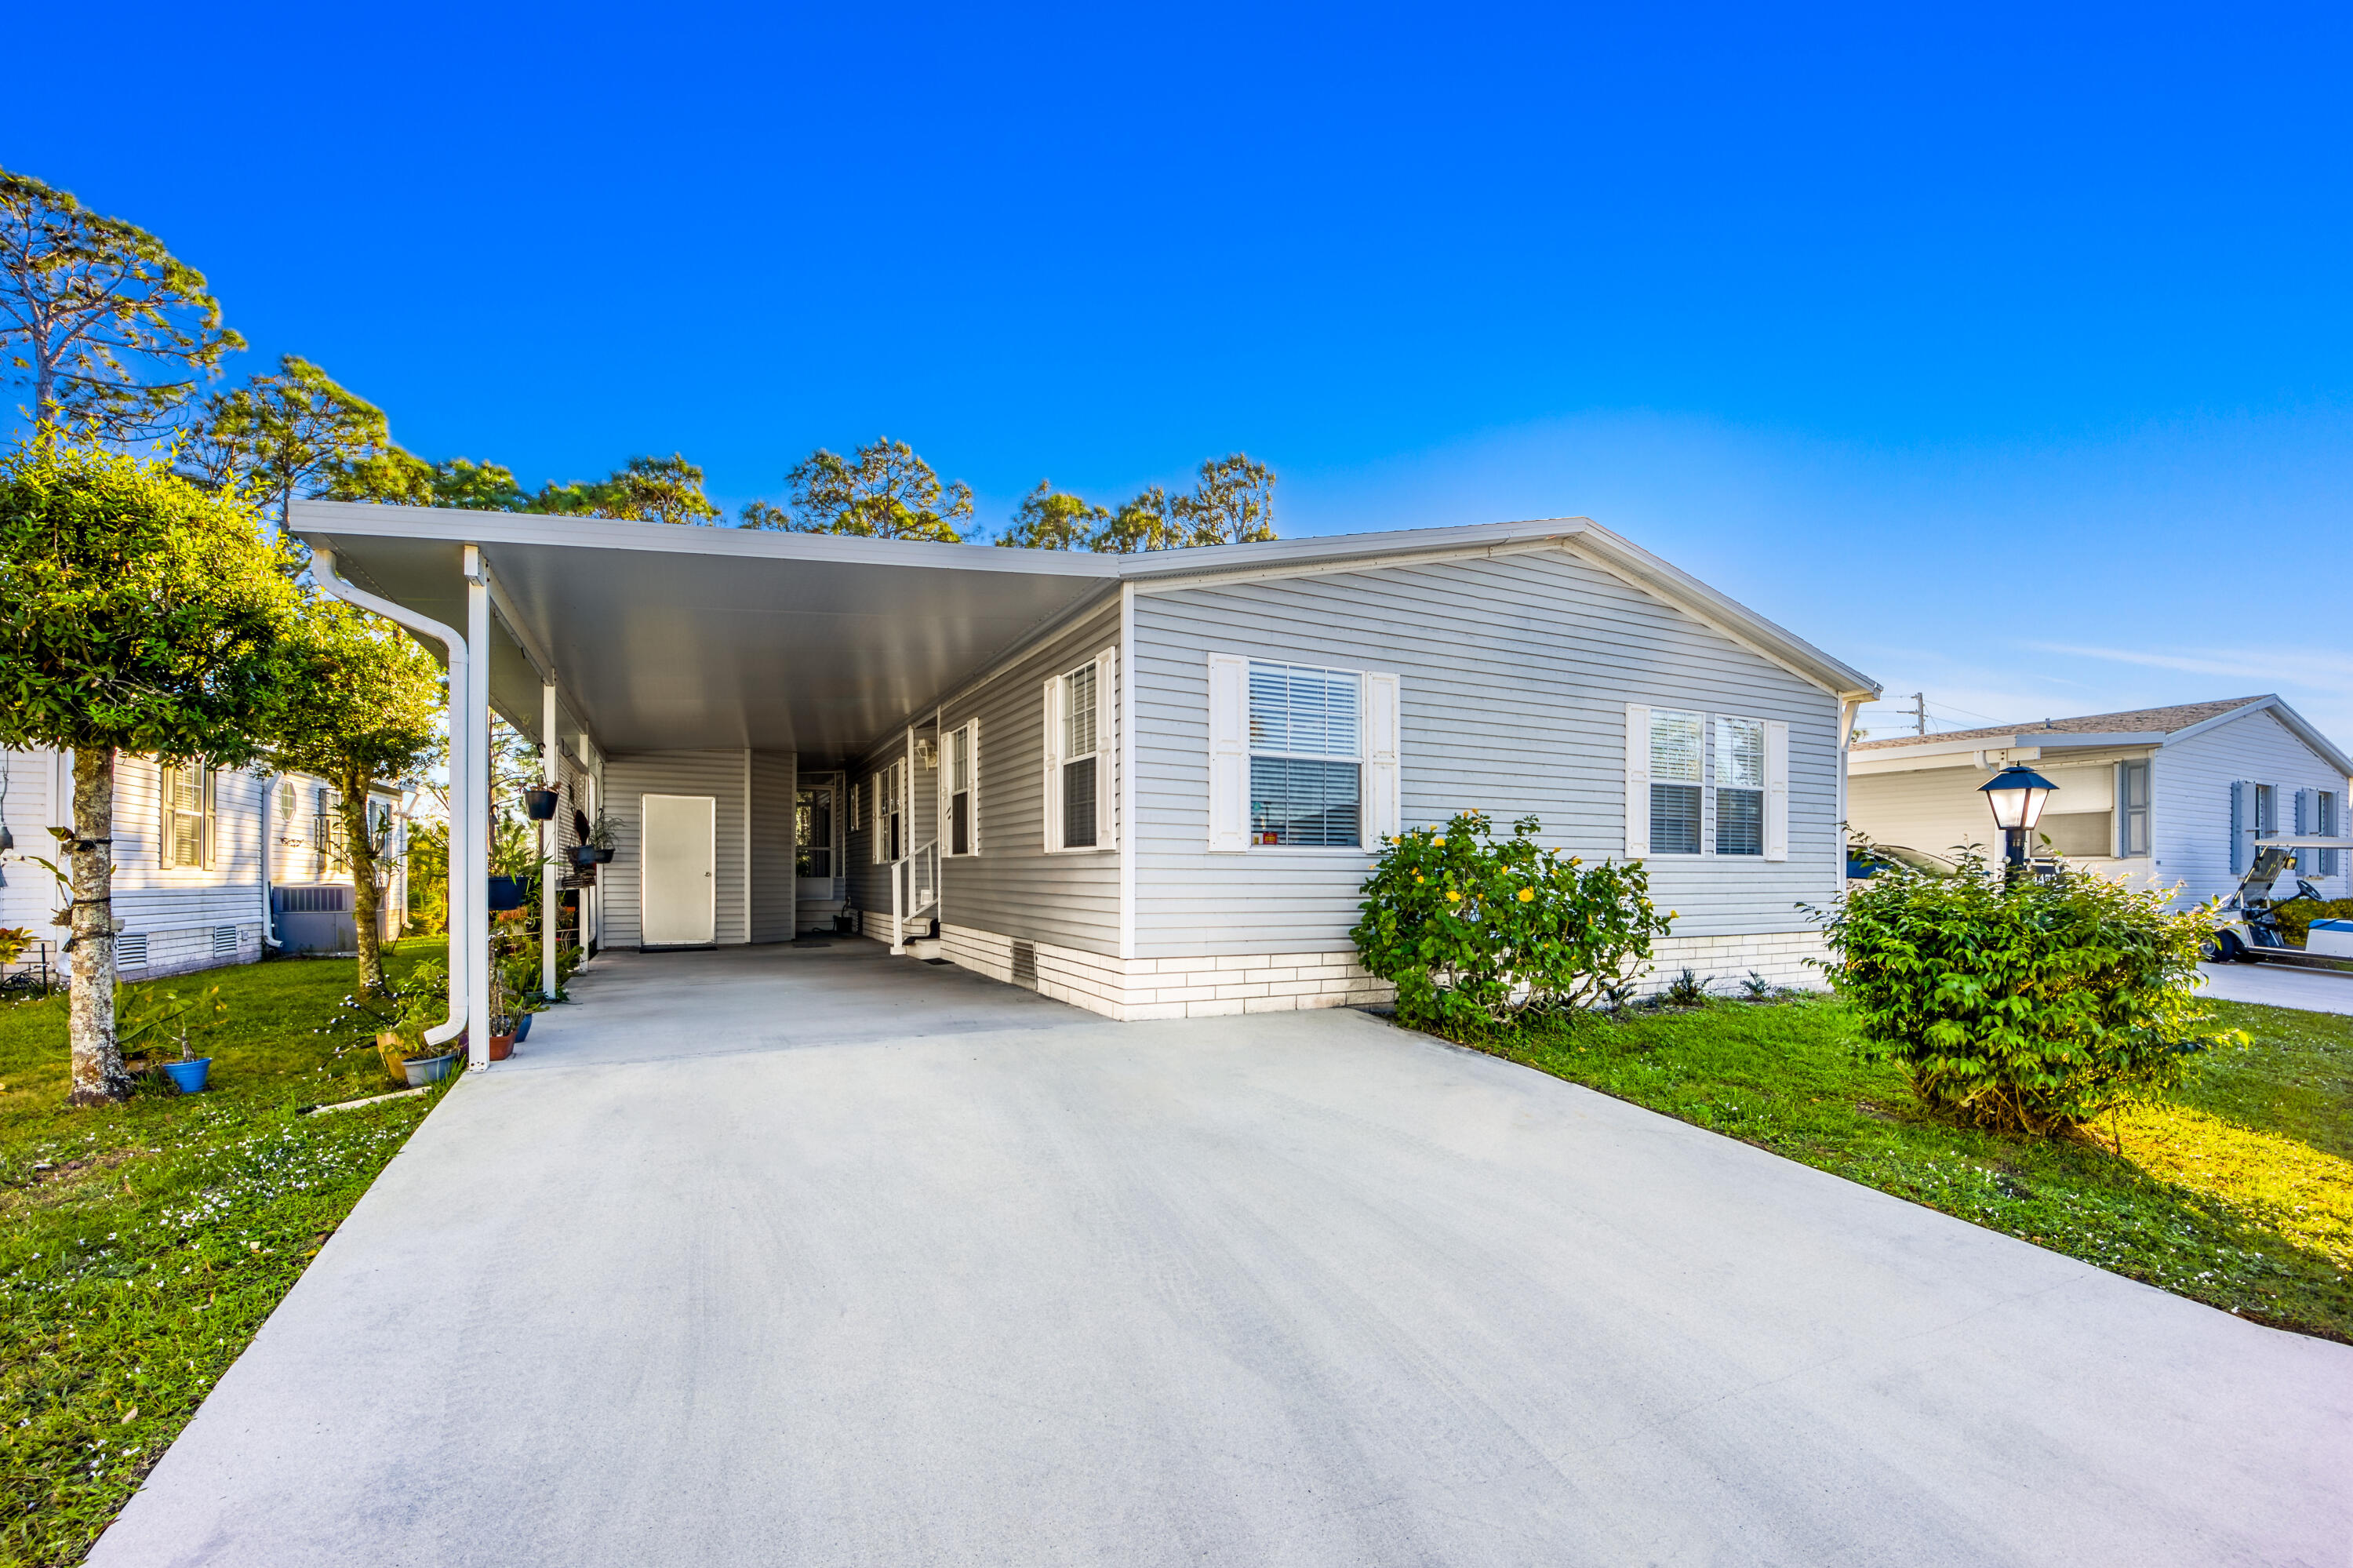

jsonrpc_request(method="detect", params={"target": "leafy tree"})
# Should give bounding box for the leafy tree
[427,457,529,512]
[997,481,1107,549]
[0,170,243,443]
[527,453,718,525]
[180,355,404,534]
[0,436,297,1104]
[263,599,444,996]
[1169,453,1277,545]
[1092,485,1183,554]
[744,438,973,541]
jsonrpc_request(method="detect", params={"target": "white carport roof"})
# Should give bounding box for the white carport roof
[291,501,1878,759]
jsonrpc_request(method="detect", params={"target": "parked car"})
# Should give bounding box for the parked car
[1846,843,1959,880]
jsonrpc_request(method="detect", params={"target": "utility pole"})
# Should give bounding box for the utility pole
[1913,692,1927,736]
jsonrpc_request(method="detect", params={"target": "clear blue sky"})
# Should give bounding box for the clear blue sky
[7,3,2351,743]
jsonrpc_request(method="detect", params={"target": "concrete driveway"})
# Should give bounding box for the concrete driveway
[93,944,2351,1567]
[2198,958,2353,1015]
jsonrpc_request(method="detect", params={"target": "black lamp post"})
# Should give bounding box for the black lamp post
[1978,764,2057,882]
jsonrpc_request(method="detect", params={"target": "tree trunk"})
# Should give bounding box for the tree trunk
[66,747,131,1106]
[339,771,387,997]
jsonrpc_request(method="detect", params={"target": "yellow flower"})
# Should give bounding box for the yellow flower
[1413,874,1424,884]
[1517,886,1535,902]
[1667,910,1678,920]
[1446,890,1462,903]
[1432,835,1446,846]
[1569,857,1581,867]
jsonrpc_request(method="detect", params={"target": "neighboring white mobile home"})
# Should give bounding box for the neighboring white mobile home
[298,504,1878,1031]
[1846,696,2353,908]
[0,747,408,981]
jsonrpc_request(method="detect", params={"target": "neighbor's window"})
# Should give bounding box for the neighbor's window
[1648,708,1704,855]
[2116,761,2150,857]
[1248,661,1362,848]
[945,722,978,856]
[160,764,213,869]
[1714,717,1765,856]
[2255,782,2277,837]
[2317,789,2341,877]
[795,786,834,879]
[1060,663,1100,849]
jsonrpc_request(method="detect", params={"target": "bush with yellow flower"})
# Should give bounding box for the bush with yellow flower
[1351,809,1673,1035]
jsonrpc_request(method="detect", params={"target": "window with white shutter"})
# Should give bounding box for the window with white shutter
[944,720,980,856]
[1630,706,1791,860]
[2116,761,2150,857]
[1044,652,1115,852]
[160,765,213,869]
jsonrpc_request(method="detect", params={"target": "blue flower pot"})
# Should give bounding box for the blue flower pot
[514,1013,533,1042]
[162,1057,212,1093]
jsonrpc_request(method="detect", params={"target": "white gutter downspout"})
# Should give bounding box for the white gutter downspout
[541,681,558,1002]
[257,769,280,949]
[313,546,471,1054]
[462,550,491,1068]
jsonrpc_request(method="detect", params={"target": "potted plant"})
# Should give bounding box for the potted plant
[122,984,227,1093]
[522,784,560,820]
[488,817,546,911]
[370,961,463,1086]
[573,806,617,865]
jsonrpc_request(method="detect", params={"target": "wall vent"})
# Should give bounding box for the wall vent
[1010,938,1037,984]
[213,925,238,957]
[118,934,149,969]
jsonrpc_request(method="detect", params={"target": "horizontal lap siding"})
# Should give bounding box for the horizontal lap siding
[602,751,750,948]
[108,756,266,935]
[1133,548,1846,959]
[2155,711,2353,907]
[748,751,796,943]
[938,604,1122,955]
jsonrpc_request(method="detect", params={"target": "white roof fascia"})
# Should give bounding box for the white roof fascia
[1855,731,2169,765]
[2161,697,2353,778]
[290,500,1126,580]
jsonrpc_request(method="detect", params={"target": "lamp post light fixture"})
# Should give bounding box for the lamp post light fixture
[1978,764,2058,880]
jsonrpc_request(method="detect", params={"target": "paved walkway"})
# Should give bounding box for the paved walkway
[93,944,2351,1566]
[2198,958,2353,1015]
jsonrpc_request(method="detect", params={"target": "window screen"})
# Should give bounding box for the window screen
[1649,709,1703,856]
[795,788,833,878]
[1714,717,1765,856]
[1247,663,1362,847]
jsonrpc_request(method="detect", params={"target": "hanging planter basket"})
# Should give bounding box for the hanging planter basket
[487,876,529,911]
[523,788,560,821]
[572,845,614,867]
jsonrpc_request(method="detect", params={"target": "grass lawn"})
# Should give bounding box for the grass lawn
[1466,992,2353,1343]
[0,940,449,1568]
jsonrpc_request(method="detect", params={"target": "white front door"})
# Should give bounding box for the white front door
[640,793,716,946]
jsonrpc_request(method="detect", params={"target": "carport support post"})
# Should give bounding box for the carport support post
[541,680,558,1002]
[464,548,493,1069]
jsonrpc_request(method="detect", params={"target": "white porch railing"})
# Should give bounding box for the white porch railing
[889,839,940,953]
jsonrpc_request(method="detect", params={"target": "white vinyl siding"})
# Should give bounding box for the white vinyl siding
[1137,548,1840,959]
[847,602,1121,955]
[747,751,796,944]
[601,751,751,949]
[2116,760,2151,857]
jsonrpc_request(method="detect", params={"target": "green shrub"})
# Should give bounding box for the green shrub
[1351,811,1673,1035]
[2277,897,2353,949]
[1814,849,2236,1135]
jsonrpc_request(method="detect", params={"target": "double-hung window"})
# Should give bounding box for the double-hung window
[944,721,980,856]
[870,762,904,864]
[2116,761,2151,857]
[1244,663,1365,848]
[1626,704,1787,860]
[1044,651,1115,852]
[796,787,835,879]
[160,764,213,869]
[2297,786,2341,877]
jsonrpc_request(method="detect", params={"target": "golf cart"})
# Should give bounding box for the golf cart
[2208,835,2353,963]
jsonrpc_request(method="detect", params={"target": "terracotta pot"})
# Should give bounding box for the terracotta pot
[488,1031,516,1061]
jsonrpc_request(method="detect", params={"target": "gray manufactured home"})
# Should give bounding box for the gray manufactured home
[1847,696,2353,909]
[296,504,1877,1039]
